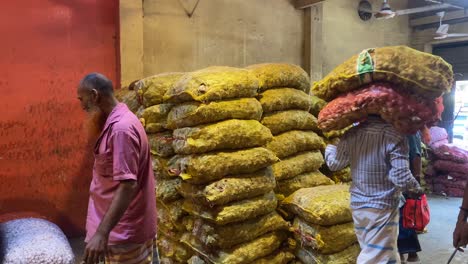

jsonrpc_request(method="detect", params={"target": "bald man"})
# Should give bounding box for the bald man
[77,73,156,264]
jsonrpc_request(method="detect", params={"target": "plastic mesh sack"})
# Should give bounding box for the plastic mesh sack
[433,160,468,174]
[157,178,182,202]
[296,243,360,264]
[281,185,352,226]
[115,87,140,113]
[266,130,325,159]
[258,88,311,113]
[262,110,319,135]
[318,83,442,134]
[181,231,288,264]
[330,167,352,183]
[252,250,295,264]
[173,119,273,155]
[157,200,187,232]
[138,103,173,133]
[168,147,278,184]
[148,132,175,157]
[292,218,356,254]
[272,151,324,180]
[152,156,172,179]
[157,234,193,263]
[167,98,263,129]
[276,171,334,197]
[135,72,184,107]
[309,95,327,117]
[247,63,310,93]
[178,168,275,206]
[164,66,259,103]
[184,212,289,249]
[0,218,74,264]
[432,144,468,163]
[182,191,277,225]
[312,46,453,101]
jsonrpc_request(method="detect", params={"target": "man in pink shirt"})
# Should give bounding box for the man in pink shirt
[77,73,156,264]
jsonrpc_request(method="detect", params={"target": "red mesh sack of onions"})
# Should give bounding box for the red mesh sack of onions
[318,83,443,134]
[433,144,468,164]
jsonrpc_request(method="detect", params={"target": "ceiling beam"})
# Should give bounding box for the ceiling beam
[294,0,324,9]
[410,9,468,27]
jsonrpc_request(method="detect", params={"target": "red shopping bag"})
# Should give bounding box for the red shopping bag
[402,194,430,232]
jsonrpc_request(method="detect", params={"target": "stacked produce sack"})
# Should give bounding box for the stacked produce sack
[309,94,352,184]
[423,127,468,197]
[249,63,333,199]
[132,73,197,264]
[162,66,294,264]
[312,46,453,135]
[281,185,359,263]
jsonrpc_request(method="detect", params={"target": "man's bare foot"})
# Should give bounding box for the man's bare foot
[407,252,420,262]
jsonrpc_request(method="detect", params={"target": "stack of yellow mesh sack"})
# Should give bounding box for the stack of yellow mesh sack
[308,94,352,184]
[281,185,359,264]
[248,64,333,200]
[132,73,195,264]
[163,66,293,264]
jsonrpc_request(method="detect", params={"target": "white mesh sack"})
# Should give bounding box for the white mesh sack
[0,218,75,264]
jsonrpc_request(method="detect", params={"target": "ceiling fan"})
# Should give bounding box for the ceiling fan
[434,11,468,39]
[359,0,463,20]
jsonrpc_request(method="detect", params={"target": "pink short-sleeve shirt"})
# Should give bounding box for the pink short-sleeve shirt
[85,103,156,245]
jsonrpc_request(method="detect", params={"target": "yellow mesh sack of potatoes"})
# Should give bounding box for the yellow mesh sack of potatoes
[181,231,288,264]
[312,46,453,101]
[247,63,310,92]
[331,167,352,183]
[322,127,351,140]
[309,94,327,117]
[184,212,289,249]
[272,151,324,180]
[258,88,311,113]
[252,250,295,264]
[152,156,173,180]
[135,72,184,107]
[173,119,273,155]
[261,110,319,135]
[276,171,334,197]
[166,98,262,129]
[156,178,182,202]
[178,168,275,206]
[115,87,140,113]
[164,66,259,103]
[148,132,174,157]
[168,147,278,184]
[296,244,360,264]
[187,250,296,264]
[292,218,356,254]
[157,234,193,263]
[281,185,352,226]
[138,103,173,133]
[266,130,325,159]
[157,200,186,232]
[182,192,277,225]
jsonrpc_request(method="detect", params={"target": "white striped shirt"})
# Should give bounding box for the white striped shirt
[325,117,420,210]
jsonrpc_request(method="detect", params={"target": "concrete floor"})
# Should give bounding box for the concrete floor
[68,195,467,264]
[417,195,467,264]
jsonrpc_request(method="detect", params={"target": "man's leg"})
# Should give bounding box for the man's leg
[353,207,401,264]
[105,239,154,264]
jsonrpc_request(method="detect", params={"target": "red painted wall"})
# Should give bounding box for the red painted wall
[0,0,119,237]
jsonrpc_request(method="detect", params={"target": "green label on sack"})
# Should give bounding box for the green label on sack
[357,49,374,84]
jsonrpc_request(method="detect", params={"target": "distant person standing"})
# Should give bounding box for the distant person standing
[398,132,423,264]
[77,73,156,264]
